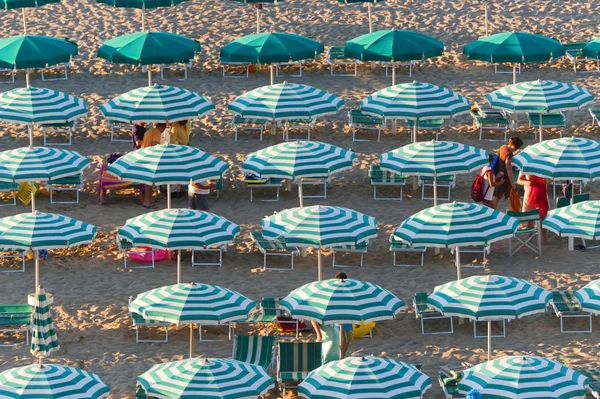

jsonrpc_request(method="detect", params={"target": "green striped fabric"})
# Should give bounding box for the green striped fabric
[96,0,187,9]
[544,200,600,239]
[459,356,587,398]
[298,356,431,399]
[0,35,77,70]
[281,278,405,324]
[262,205,377,248]
[138,358,273,399]
[345,29,443,62]
[0,87,87,125]
[118,208,240,249]
[360,81,469,120]
[228,82,343,121]
[427,275,550,320]
[575,279,600,315]
[278,342,322,381]
[463,31,565,63]
[512,137,600,181]
[486,79,594,112]
[107,144,229,185]
[0,211,96,250]
[0,364,109,398]
[1,0,60,9]
[30,285,59,358]
[242,141,354,179]
[234,335,274,369]
[100,84,214,124]
[380,140,488,177]
[0,146,90,182]
[393,202,519,248]
[129,282,255,325]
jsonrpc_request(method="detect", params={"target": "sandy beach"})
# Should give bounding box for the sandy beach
[1,0,600,397]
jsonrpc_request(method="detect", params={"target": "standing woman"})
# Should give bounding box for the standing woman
[518,172,550,245]
[492,136,524,209]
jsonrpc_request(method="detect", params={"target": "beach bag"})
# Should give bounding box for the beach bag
[509,188,521,212]
[471,170,489,202]
[489,154,500,174]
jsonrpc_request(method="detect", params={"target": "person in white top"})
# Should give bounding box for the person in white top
[188,180,212,211]
[481,156,505,209]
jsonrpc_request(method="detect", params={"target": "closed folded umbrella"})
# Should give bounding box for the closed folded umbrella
[30,285,60,363]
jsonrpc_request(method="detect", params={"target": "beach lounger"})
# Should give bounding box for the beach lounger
[119,240,156,269]
[556,193,590,209]
[527,112,566,140]
[451,245,489,269]
[407,119,443,141]
[389,236,426,267]
[0,181,18,207]
[549,290,592,333]
[106,120,131,142]
[507,210,542,257]
[279,118,315,141]
[232,115,268,141]
[0,304,32,347]
[98,164,139,204]
[577,368,600,398]
[296,177,330,200]
[414,292,453,335]
[250,231,299,271]
[439,366,466,399]
[419,175,456,201]
[159,60,193,81]
[245,177,284,202]
[220,60,251,78]
[38,62,70,81]
[385,61,416,77]
[0,249,26,273]
[129,302,169,343]
[47,173,83,204]
[348,109,386,142]
[191,245,226,267]
[198,321,233,342]
[369,164,406,200]
[331,241,368,268]
[494,62,520,76]
[564,42,600,73]
[471,106,511,141]
[0,68,15,84]
[41,121,76,146]
[275,60,304,78]
[232,335,275,371]
[240,298,304,337]
[326,46,358,76]
[473,318,506,338]
[277,341,322,397]
[590,107,600,128]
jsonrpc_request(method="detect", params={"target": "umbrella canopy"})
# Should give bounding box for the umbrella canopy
[1,0,59,8]
[463,31,565,63]
[459,356,587,398]
[581,38,600,59]
[228,82,343,121]
[0,87,87,126]
[220,32,324,64]
[575,279,600,315]
[97,0,187,8]
[138,358,274,399]
[544,201,600,240]
[99,84,214,124]
[98,31,200,65]
[30,285,59,359]
[345,28,443,62]
[298,356,431,399]
[512,137,600,181]
[129,282,255,325]
[281,278,404,324]
[0,364,109,399]
[0,35,77,70]
[0,146,90,182]
[242,141,355,180]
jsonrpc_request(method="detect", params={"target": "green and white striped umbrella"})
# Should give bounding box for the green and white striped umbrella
[99,84,214,124]
[118,209,240,283]
[0,87,87,125]
[543,201,600,240]
[512,137,600,181]
[228,82,343,121]
[281,278,404,324]
[0,211,96,289]
[30,285,59,359]
[428,275,550,359]
[298,356,431,399]
[575,279,600,315]
[393,202,518,279]
[138,358,274,399]
[0,364,110,399]
[262,206,377,280]
[459,356,587,398]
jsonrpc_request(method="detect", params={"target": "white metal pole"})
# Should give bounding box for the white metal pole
[455,246,461,280]
[142,4,146,31]
[433,171,438,206]
[35,250,39,290]
[484,3,488,37]
[22,8,27,35]
[391,67,397,134]
[28,125,33,147]
[339,324,344,359]
[413,119,418,142]
[539,113,543,143]
[568,179,574,250]
[189,324,194,358]
[177,249,181,284]
[270,65,274,85]
[487,319,492,361]
[317,247,322,281]
[367,3,373,33]
[147,66,153,86]
[30,181,36,212]
[167,184,172,209]
[26,68,30,88]
[513,64,517,85]
[256,6,260,34]
[299,179,304,207]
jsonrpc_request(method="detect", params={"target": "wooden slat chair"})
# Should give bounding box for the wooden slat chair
[250,231,299,271]
[245,177,285,202]
[549,290,592,333]
[564,42,600,73]
[331,241,368,268]
[369,164,406,201]
[414,292,453,335]
[0,304,32,347]
[506,209,542,257]
[407,119,444,141]
[232,335,275,372]
[47,174,83,204]
[389,236,426,267]
[0,181,18,207]
[41,121,76,146]
[326,46,358,76]
[471,106,511,141]
[348,109,386,142]
[232,115,268,141]
[419,175,456,201]
[277,341,322,397]
[527,112,566,140]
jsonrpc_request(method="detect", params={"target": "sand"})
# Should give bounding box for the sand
[1,0,600,397]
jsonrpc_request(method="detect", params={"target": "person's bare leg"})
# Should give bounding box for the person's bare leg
[143,185,152,207]
[523,202,536,229]
[491,196,500,210]
[311,321,322,341]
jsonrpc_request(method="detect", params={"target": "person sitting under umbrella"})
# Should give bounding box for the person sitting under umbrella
[141,123,166,207]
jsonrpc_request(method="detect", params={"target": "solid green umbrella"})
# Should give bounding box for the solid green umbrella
[220,32,324,84]
[226,0,283,34]
[0,35,78,87]
[582,38,600,59]
[30,285,60,364]
[337,0,384,33]
[464,31,565,84]
[96,0,188,30]
[0,0,61,34]
[98,31,201,85]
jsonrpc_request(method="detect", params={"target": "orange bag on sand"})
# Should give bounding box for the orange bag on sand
[510,188,521,212]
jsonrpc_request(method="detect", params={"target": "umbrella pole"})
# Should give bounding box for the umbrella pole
[177,249,181,284]
[413,119,418,142]
[256,6,260,34]
[539,113,543,143]
[30,181,36,212]
[568,179,574,250]
[147,65,153,86]
[367,3,372,33]
[298,178,304,207]
[487,319,491,361]
[26,69,30,88]
[391,67,397,135]
[339,324,343,359]
[35,250,39,290]
[317,246,322,281]
[513,64,517,85]
[28,124,33,147]
[141,4,145,31]
[484,3,488,37]
[433,171,438,207]
[167,184,171,209]
[22,8,27,35]
[270,65,274,85]
[455,245,461,280]
[189,324,194,358]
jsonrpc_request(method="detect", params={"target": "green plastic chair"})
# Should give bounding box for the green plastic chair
[232,335,275,371]
[277,341,322,397]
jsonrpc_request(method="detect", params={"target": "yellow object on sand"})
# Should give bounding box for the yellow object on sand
[17,182,39,206]
[353,321,376,338]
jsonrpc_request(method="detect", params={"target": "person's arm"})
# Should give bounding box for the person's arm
[506,157,516,188]
[192,181,211,190]
[487,171,504,187]
[517,171,529,187]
